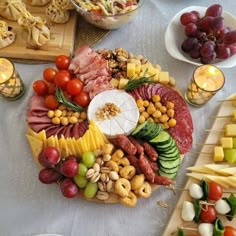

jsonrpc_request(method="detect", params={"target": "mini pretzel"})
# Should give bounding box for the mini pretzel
[119,191,137,207]
[130,174,145,191]
[134,181,152,199]
[114,178,131,197]
[105,160,119,172]
[119,166,136,180]
[117,157,130,169]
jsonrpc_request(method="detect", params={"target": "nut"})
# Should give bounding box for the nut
[109,171,119,181]
[96,191,110,201]
[93,163,100,173]
[100,173,109,183]
[106,180,114,193]
[90,173,101,183]
[100,166,110,174]
[98,181,107,192]
[86,169,95,179]
[96,157,104,166]
[103,154,111,162]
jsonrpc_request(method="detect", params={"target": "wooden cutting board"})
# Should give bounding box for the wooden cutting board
[0,1,77,62]
[163,94,236,236]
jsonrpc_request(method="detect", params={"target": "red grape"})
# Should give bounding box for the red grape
[39,168,61,184]
[216,44,231,59]
[198,16,213,33]
[200,41,215,58]
[181,37,198,52]
[210,16,224,32]
[228,44,236,56]
[191,10,201,20]
[201,52,216,64]
[217,27,230,42]
[38,147,60,168]
[60,178,78,198]
[205,4,223,17]
[224,30,236,45]
[185,23,198,37]
[180,12,198,25]
[190,43,202,59]
[60,159,79,178]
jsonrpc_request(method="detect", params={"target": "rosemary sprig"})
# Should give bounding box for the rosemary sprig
[55,87,84,112]
[124,74,156,92]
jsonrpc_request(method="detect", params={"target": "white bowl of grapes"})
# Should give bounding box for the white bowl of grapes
[165,4,236,68]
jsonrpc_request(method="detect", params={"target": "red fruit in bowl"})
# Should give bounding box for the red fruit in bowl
[39,168,61,184]
[60,159,79,178]
[38,147,60,168]
[60,178,78,198]
[205,4,223,17]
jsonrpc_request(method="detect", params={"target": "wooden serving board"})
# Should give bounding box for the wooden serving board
[0,1,77,62]
[163,94,236,236]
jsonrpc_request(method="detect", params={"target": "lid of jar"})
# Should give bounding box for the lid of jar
[0,58,14,84]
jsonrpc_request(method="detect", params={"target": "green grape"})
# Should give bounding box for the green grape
[82,151,95,168]
[84,182,98,199]
[73,175,88,188]
[78,163,88,176]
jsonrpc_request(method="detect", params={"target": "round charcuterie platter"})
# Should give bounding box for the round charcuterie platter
[26,46,193,207]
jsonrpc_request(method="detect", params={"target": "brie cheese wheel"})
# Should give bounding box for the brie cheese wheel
[87,90,139,138]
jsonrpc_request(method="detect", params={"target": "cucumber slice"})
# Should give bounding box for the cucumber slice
[132,121,150,138]
[159,169,178,179]
[159,164,180,174]
[158,148,180,159]
[150,131,170,145]
[155,138,175,151]
[159,157,180,169]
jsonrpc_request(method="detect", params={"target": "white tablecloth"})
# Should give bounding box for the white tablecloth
[0,0,236,235]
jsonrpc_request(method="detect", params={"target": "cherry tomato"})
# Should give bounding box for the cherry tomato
[208,182,223,201]
[48,83,56,95]
[224,226,236,236]
[54,71,71,89]
[63,90,73,101]
[66,79,83,96]
[73,91,90,107]
[200,205,217,223]
[55,55,70,70]
[33,80,48,96]
[44,95,59,109]
[43,67,57,83]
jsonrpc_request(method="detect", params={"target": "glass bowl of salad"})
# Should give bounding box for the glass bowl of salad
[71,0,144,30]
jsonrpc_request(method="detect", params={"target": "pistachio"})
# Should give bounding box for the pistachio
[96,191,110,201]
[109,171,119,181]
[100,166,110,174]
[103,154,111,162]
[90,173,101,183]
[98,181,107,192]
[86,169,95,179]
[100,173,109,183]
[106,180,114,193]
[96,157,104,166]
[93,163,100,173]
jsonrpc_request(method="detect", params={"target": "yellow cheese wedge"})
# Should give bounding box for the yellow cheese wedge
[26,134,43,167]
[216,167,236,176]
[127,63,136,78]
[186,166,216,174]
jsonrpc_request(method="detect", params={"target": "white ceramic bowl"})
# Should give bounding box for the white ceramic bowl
[165,6,236,68]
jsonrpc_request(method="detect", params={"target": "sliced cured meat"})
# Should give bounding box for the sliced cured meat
[44,125,61,138]
[27,115,52,124]
[77,121,88,138]
[29,95,49,113]
[29,123,52,133]
[64,124,74,138]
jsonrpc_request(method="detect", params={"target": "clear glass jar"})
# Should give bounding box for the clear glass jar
[0,58,25,100]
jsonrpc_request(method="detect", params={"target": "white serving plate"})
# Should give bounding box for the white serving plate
[165,6,236,68]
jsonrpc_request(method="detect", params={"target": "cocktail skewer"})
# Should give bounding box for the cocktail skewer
[211,110,236,121]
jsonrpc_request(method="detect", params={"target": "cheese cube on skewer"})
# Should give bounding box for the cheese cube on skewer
[225,124,236,136]
[220,137,233,148]
[214,146,224,162]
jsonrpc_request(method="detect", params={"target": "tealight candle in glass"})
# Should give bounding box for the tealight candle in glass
[0,58,25,100]
[185,65,225,107]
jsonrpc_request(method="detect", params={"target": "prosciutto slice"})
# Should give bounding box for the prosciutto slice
[69,46,113,99]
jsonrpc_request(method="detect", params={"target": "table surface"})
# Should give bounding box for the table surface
[1,1,236,236]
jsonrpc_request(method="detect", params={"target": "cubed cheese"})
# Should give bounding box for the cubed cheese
[214,146,224,162]
[135,64,141,75]
[118,78,129,89]
[127,63,136,78]
[220,137,233,148]
[110,78,119,88]
[225,124,236,136]
[159,71,170,84]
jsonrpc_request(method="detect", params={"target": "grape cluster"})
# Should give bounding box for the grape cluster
[38,146,97,199]
[180,4,236,64]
